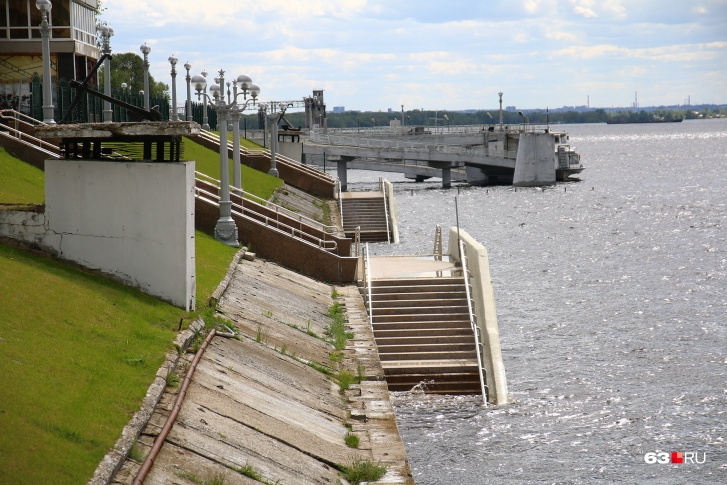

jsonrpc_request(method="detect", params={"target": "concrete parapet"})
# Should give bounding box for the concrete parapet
[513,132,555,186]
[383,179,400,243]
[448,227,508,405]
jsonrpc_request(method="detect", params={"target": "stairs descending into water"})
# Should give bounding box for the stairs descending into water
[366,276,482,394]
[341,194,390,243]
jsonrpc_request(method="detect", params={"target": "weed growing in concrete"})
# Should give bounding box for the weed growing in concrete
[329,351,344,366]
[307,360,332,376]
[344,432,360,448]
[331,288,340,299]
[341,459,387,485]
[236,463,261,480]
[165,370,180,389]
[326,302,354,351]
[128,440,144,462]
[262,309,273,318]
[280,344,287,355]
[177,471,227,485]
[337,370,356,392]
[174,343,183,355]
[255,324,270,344]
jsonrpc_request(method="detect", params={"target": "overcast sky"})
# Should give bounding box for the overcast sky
[101,0,727,112]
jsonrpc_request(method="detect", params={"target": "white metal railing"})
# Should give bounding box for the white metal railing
[459,239,488,405]
[433,225,443,261]
[379,177,391,243]
[363,243,373,328]
[195,172,338,234]
[197,129,334,183]
[194,186,338,252]
[0,110,60,158]
[354,226,361,257]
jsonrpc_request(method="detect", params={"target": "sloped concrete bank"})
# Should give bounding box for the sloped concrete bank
[109,255,412,484]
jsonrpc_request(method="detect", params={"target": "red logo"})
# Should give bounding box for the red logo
[671,452,683,464]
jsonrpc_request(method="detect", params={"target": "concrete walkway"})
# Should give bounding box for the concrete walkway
[369,255,459,279]
[112,257,412,484]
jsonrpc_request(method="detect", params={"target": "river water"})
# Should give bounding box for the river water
[343,119,726,484]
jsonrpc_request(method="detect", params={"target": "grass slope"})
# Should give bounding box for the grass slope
[183,136,282,199]
[0,147,44,204]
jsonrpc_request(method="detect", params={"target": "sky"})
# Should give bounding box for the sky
[100,0,727,112]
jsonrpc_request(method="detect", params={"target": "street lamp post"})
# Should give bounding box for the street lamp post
[169,55,178,121]
[140,43,151,111]
[36,0,55,124]
[263,102,289,178]
[201,69,209,130]
[192,70,260,246]
[184,62,192,121]
[99,23,114,122]
[498,91,504,130]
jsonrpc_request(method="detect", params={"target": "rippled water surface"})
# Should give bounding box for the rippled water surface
[344,119,726,484]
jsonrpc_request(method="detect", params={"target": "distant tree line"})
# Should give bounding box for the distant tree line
[239,105,725,129]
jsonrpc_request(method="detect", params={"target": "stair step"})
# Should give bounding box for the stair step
[373,327,474,338]
[379,350,477,361]
[372,313,471,323]
[371,291,467,301]
[373,298,469,308]
[375,335,474,346]
[372,320,471,330]
[377,343,476,355]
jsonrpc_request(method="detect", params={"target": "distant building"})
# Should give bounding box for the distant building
[506,106,517,112]
[0,0,100,115]
[333,106,345,113]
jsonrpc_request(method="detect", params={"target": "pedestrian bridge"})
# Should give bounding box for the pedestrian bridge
[303,130,516,189]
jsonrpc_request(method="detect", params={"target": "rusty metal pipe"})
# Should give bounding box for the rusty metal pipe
[133,328,216,484]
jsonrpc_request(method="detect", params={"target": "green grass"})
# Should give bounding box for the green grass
[341,459,387,485]
[0,243,183,483]
[344,432,360,448]
[182,136,282,200]
[0,147,45,204]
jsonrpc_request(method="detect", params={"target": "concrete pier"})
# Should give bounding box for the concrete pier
[512,132,556,187]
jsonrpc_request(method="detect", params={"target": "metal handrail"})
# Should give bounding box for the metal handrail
[0,127,60,159]
[195,187,338,251]
[195,172,338,234]
[198,129,334,182]
[0,109,47,128]
[337,178,343,222]
[433,225,443,261]
[354,226,361,257]
[380,177,391,244]
[364,243,373,328]
[459,239,488,405]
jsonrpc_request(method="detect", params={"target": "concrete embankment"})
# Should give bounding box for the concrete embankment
[109,255,412,484]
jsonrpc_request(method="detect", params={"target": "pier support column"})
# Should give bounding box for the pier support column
[337,159,348,192]
[513,133,556,187]
[442,167,452,189]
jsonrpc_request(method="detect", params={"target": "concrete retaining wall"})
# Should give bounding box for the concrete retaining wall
[383,179,400,244]
[0,159,196,310]
[448,227,508,405]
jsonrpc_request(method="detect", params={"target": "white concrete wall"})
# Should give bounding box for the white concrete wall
[513,132,555,186]
[40,159,196,310]
[279,141,303,163]
[448,227,508,405]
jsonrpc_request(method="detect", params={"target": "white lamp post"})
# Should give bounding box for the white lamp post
[193,69,260,246]
[36,0,55,124]
[169,55,178,121]
[184,62,192,121]
[140,43,151,111]
[498,91,504,130]
[201,69,209,130]
[99,23,114,122]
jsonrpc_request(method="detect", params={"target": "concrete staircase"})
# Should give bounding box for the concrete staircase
[341,195,390,242]
[367,276,482,394]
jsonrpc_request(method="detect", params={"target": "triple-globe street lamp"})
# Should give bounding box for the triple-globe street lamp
[139,43,151,111]
[169,55,178,121]
[98,22,114,122]
[191,69,260,246]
